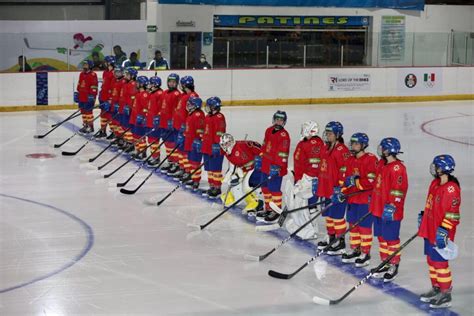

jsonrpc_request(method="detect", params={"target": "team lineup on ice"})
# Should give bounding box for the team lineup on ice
[0,59,473,315]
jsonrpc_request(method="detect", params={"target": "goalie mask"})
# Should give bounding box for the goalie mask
[301,121,319,139]
[220,133,236,155]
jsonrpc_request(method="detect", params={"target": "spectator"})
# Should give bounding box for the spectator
[195,54,212,69]
[18,55,32,72]
[91,52,106,71]
[122,52,144,70]
[113,45,127,66]
[148,50,169,70]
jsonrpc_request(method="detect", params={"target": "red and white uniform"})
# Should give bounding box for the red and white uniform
[202,113,226,155]
[261,127,290,177]
[342,153,379,204]
[370,159,408,220]
[77,70,98,102]
[110,77,126,106]
[419,179,461,244]
[225,141,262,172]
[146,89,164,129]
[293,136,325,182]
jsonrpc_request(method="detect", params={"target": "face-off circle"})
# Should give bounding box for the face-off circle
[25,153,57,159]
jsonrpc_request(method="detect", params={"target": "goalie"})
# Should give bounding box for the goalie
[219,133,264,214]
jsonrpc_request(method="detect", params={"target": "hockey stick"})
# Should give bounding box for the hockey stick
[61,114,121,156]
[313,231,419,305]
[155,162,205,206]
[187,177,270,231]
[268,210,372,280]
[34,109,82,139]
[24,38,91,53]
[244,202,333,262]
[54,113,101,149]
[88,125,149,163]
[119,143,179,195]
[103,135,166,179]
[51,112,83,128]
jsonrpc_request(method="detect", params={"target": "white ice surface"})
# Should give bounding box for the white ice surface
[0,101,473,315]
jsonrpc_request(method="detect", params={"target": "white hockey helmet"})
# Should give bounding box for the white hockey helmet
[220,133,236,155]
[301,121,319,138]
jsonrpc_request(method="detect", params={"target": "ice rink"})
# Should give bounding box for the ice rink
[0,101,472,315]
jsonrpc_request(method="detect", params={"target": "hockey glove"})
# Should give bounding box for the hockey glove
[123,105,131,116]
[436,227,449,249]
[418,211,424,229]
[192,139,202,153]
[269,165,280,177]
[136,114,145,126]
[87,94,95,108]
[176,133,185,146]
[100,101,110,112]
[254,156,262,171]
[153,116,160,128]
[73,92,79,103]
[167,119,173,130]
[382,204,396,222]
[113,103,119,114]
[344,175,359,188]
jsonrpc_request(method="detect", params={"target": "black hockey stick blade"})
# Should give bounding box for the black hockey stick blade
[120,187,138,195]
[116,171,137,187]
[268,269,294,280]
[61,143,87,156]
[54,134,76,148]
[33,134,45,139]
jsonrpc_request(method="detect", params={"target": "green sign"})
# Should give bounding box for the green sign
[147,25,157,32]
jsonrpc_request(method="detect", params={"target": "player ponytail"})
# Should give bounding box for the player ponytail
[448,174,460,186]
[337,136,345,144]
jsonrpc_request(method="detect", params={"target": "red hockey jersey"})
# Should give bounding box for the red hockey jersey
[341,152,378,204]
[77,70,98,102]
[261,126,290,177]
[130,90,149,125]
[418,178,461,244]
[173,91,198,131]
[110,77,126,105]
[293,136,325,182]
[146,89,163,128]
[99,69,114,102]
[118,80,137,114]
[225,141,262,172]
[159,89,181,129]
[202,112,226,155]
[369,159,408,220]
[184,109,205,152]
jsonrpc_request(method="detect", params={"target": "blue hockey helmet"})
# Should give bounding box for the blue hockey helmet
[350,132,369,149]
[205,96,222,113]
[325,121,344,138]
[431,154,455,176]
[125,67,138,78]
[82,59,94,68]
[149,76,162,87]
[137,76,149,87]
[167,73,180,82]
[105,55,116,65]
[180,75,194,89]
[378,137,401,156]
[187,96,203,112]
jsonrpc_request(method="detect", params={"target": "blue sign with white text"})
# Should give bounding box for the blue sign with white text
[214,15,370,27]
[158,0,424,11]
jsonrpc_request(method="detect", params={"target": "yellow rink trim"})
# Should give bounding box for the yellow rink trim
[1,94,473,112]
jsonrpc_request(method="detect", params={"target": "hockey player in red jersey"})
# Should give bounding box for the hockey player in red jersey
[369,137,408,283]
[201,97,227,199]
[256,110,291,224]
[118,67,138,153]
[75,60,98,134]
[171,76,199,180]
[108,66,126,142]
[219,133,263,214]
[129,76,149,161]
[318,121,351,255]
[333,133,378,267]
[293,120,325,207]
[95,55,116,139]
[418,155,460,309]
[181,96,205,190]
[146,76,164,167]
[159,73,181,174]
